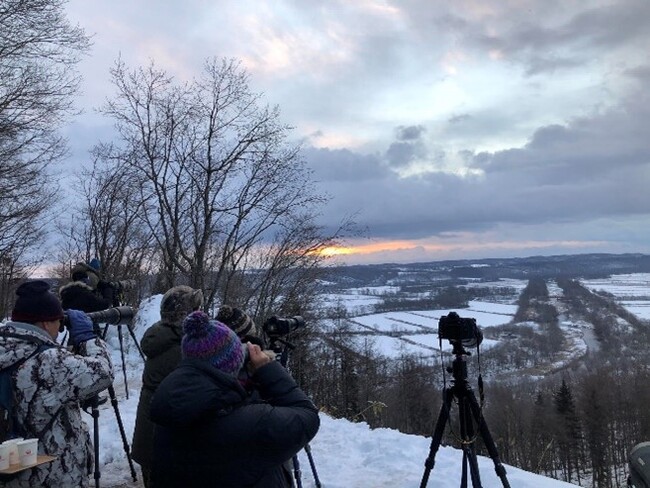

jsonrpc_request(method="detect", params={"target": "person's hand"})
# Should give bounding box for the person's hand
[66,309,97,347]
[247,342,272,373]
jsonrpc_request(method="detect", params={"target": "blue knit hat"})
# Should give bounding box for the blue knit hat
[181,311,245,376]
[88,258,101,272]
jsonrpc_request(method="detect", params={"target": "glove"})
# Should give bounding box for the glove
[66,309,97,347]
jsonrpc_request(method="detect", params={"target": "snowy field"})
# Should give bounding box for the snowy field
[581,273,650,320]
[320,274,650,360]
[322,297,516,358]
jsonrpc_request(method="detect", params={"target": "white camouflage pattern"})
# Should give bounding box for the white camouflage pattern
[0,322,114,488]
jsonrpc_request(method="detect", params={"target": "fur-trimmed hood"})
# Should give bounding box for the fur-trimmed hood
[59,279,95,295]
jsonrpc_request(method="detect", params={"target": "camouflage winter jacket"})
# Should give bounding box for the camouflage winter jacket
[0,322,114,488]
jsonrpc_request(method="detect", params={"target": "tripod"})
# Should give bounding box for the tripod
[101,295,145,399]
[420,342,510,488]
[270,337,322,488]
[101,321,145,398]
[63,323,139,488]
[87,382,138,488]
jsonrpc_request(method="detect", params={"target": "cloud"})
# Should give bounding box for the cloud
[62,0,650,263]
[306,85,650,249]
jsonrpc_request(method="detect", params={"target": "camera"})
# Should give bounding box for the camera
[100,279,135,293]
[60,306,136,332]
[263,315,305,337]
[438,312,483,348]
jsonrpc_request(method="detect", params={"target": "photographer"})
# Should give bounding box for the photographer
[216,304,266,347]
[131,285,204,487]
[150,311,320,488]
[0,280,114,487]
[59,261,116,312]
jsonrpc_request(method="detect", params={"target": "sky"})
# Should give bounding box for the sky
[91,294,581,488]
[62,0,650,265]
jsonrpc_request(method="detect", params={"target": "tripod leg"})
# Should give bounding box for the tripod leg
[458,394,482,488]
[125,321,146,361]
[303,443,322,488]
[467,390,511,488]
[91,396,101,488]
[106,385,138,482]
[117,325,129,399]
[292,453,303,488]
[420,387,454,488]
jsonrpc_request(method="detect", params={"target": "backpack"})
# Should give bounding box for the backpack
[0,331,55,443]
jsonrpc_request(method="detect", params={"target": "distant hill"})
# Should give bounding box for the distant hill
[322,253,650,289]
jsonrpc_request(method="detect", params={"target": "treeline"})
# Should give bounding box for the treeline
[373,285,472,313]
[557,278,650,354]
[480,359,650,487]
[289,331,649,487]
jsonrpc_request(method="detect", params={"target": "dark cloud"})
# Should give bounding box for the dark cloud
[396,125,425,141]
[311,93,650,242]
[386,142,418,167]
[407,0,650,76]
[303,147,389,183]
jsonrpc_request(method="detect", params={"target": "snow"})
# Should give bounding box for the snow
[581,274,650,320]
[91,295,580,487]
[320,301,515,358]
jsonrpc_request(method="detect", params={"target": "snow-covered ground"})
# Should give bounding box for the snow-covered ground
[581,273,650,320]
[91,294,582,487]
[321,299,515,359]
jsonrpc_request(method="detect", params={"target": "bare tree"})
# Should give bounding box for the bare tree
[95,57,354,309]
[55,153,157,303]
[0,0,90,308]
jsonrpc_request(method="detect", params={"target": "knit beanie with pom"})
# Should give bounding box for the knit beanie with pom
[216,304,261,340]
[181,311,245,376]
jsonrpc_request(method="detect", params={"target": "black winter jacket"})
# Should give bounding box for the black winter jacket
[131,319,183,468]
[150,359,320,488]
[59,281,113,312]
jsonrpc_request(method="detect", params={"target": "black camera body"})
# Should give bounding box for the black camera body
[263,315,305,337]
[438,312,483,348]
[100,279,135,293]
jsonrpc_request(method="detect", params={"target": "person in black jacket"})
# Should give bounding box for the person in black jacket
[150,311,320,488]
[131,285,204,487]
[59,262,115,312]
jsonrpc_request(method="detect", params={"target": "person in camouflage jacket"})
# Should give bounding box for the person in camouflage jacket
[0,280,114,488]
[131,285,204,487]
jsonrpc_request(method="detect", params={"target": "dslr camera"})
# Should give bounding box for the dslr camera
[100,279,135,293]
[263,315,305,338]
[438,312,483,348]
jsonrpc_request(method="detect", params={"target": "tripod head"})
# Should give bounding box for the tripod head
[268,336,296,368]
